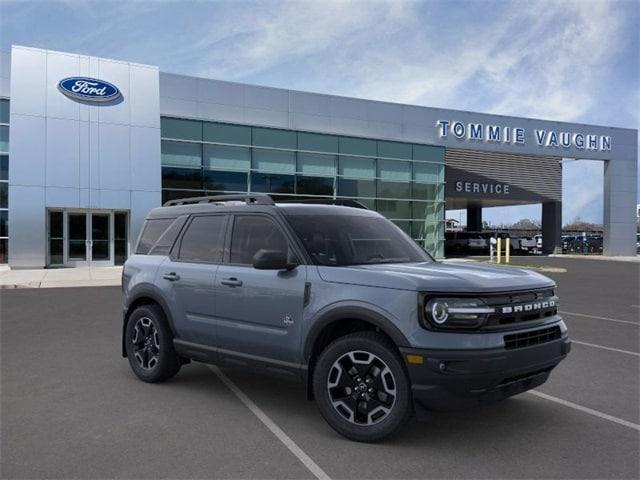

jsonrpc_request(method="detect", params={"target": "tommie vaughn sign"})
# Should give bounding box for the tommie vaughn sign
[58,77,121,102]
[436,120,612,152]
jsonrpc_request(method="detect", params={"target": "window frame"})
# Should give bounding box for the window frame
[172,213,229,265]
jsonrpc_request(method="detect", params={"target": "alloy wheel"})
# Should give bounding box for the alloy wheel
[326,350,396,426]
[132,317,160,370]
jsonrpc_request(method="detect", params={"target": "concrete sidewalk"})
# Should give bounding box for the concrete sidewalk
[0,266,122,289]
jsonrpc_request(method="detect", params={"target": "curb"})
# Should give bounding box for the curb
[0,280,122,289]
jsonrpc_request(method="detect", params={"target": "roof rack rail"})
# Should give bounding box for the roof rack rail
[163,193,275,207]
[275,198,370,210]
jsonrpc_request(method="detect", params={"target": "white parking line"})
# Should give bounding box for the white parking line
[559,310,639,326]
[529,390,640,431]
[572,340,639,356]
[209,366,331,480]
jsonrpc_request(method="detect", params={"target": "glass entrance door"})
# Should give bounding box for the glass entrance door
[47,210,129,267]
[90,213,111,265]
[67,213,88,264]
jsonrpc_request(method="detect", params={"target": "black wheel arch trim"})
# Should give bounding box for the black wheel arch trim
[122,284,177,357]
[303,304,410,362]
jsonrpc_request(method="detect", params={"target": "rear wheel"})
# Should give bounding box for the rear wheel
[125,304,181,383]
[313,332,412,442]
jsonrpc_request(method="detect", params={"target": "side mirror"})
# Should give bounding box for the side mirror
[252,249,296,270]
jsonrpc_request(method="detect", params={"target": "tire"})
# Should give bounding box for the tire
[125,304,181,383]
[312,332,412,442]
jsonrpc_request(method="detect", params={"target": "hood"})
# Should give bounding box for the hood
[316,261,555,293]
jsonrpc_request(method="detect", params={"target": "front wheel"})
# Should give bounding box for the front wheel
[125,304,181,383]
[313,332,412,442]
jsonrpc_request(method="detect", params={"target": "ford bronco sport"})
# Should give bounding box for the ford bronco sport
[122,194,570,442]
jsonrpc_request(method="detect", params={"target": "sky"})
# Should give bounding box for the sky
[1,0,638,226]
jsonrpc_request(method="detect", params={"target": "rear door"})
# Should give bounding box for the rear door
[214,213,307,371]
[157,214,228,347]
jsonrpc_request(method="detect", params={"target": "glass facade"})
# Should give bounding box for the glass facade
[0,99,8,263]
[160,117,445,256]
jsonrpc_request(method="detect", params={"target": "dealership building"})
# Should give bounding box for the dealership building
[0,45,637,268]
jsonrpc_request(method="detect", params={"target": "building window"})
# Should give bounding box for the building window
[161,117,202,141]
[0,126,8,154]
[0,182,7,208]
[161,140,201,167]
[250,172,294,194]
[203,122,251,145]
[162,167,203,190]
[161,116,446,257]
[298,132,339,154]
[204,145,250,171]
[338,156,376,179]
[378,140,412,160]
[252,149,295,174]
[296,176,334,196]
[0,99,8,264]
[252,127,296,149]
[204,170,248,192]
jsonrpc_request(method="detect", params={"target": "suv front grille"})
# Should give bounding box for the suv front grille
[504,326,561,350]
[482,288,558,328]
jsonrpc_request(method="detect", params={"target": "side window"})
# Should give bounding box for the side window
[178,215,227,263]
[136,218,175,254]
[230,216,289,265]
[149,216,187,255]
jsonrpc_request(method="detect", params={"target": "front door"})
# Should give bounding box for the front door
[47,210,129,267]
[214,214,307,370]
[67,213,88,266]
[90,213,111,266]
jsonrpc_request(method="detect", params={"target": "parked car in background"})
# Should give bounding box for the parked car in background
[534,234,543,254]
[563,235,603,254]
[444,231,488,255]
[519,236,538,254]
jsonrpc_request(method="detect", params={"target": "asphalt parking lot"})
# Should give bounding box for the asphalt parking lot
[1,257,639,479]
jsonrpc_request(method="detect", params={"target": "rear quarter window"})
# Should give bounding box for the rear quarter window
[136,218,176,255]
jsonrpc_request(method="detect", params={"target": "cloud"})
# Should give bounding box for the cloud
[1,0,636,222]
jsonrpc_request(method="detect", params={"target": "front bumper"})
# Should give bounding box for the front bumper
[400,334,571,411]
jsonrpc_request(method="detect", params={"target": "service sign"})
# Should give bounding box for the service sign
[58,77,121,102]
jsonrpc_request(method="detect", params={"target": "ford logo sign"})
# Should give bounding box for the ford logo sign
[57,77,121,102]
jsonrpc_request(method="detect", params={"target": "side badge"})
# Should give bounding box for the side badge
[283,314,294,326]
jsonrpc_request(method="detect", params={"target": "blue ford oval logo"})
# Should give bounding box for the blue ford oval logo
[58,77,121,102]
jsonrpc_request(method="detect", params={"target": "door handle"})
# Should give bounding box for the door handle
[162,272,180,281]
[221,277,243,287]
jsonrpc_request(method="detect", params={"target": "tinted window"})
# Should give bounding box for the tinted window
[149,216,187,255]
[0,210,7,237]
[136,218,175,254]
[0,182,6,208]
[250,172,294,194]
[296,176,333,196]
[0,155,7,181]
[285,214,430,266]
[203,170,247,191]
[178,215,226,263]
[162,167,202,189]
[230,216,289,264]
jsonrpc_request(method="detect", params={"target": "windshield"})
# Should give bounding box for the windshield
[284,214,432,266]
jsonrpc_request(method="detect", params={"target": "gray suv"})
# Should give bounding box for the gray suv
[122,194,570,442]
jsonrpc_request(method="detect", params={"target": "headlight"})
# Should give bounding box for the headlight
[423,297,494,329]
